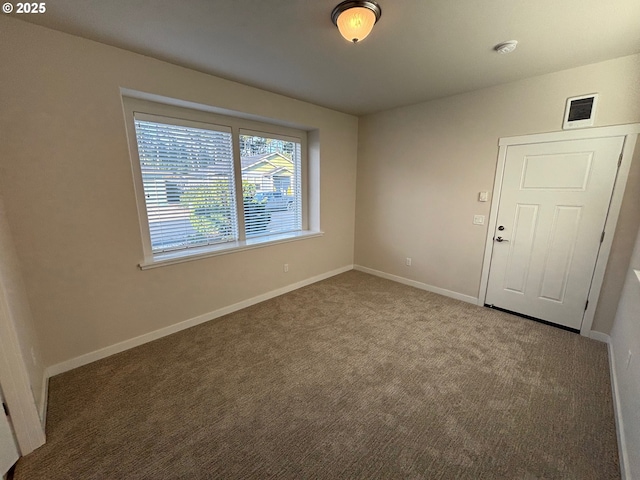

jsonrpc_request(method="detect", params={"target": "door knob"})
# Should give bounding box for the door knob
[495,236,509,243]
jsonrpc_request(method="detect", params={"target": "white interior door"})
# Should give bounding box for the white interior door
[485,136,624,330]
[0,388,19,476]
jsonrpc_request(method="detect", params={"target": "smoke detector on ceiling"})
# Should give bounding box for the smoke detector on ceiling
[494,40,518,54]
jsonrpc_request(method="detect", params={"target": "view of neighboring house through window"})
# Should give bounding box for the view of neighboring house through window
[240,133,302,238]
[130,109,305,261]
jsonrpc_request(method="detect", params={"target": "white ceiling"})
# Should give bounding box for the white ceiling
[17,0,640,115]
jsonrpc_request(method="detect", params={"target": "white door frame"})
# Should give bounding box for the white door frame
[478,124,640,336]
[0,283,45,455]
[0,386,19,476]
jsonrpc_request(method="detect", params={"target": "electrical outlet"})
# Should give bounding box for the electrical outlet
[406,257,412,266]
[283,263,289,273]
[479,191,489,202]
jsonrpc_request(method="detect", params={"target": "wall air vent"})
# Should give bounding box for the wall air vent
[563,94,598,130]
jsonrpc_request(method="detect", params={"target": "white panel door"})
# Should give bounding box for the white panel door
[0,388,19,476]
[485,136,624,330]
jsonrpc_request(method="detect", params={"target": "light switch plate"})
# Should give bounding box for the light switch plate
[473,215,485,225]
[479,191,489,202]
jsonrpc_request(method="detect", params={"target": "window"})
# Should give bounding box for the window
[123,97,319,268]
[240,132,302,238]
[134,116,237,253]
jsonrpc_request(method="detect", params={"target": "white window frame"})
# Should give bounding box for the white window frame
[122,97,321,269]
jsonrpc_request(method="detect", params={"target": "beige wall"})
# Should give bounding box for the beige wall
[0,17,358,368]
[356,54,640,333]
[0,15,637,386]
[595,138,640,333]
[610,223,640,478]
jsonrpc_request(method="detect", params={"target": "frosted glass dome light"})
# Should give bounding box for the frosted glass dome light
[331,1,382,44]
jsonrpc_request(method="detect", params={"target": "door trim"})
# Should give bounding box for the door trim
[0,288,46,455]
[478,124,640,336]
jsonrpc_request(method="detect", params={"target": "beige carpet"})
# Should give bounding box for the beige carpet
[15,271,619,479]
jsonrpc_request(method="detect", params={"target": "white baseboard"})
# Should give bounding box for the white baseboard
[589,331,610,343]
[45,265,353,378]
[353,265,478,304]
[596,333,630,480]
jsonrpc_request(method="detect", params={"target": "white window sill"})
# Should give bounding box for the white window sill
[138,230,324,270]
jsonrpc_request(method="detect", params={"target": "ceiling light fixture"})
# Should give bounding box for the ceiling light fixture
[494,40,518,54]
[331,0,382,44]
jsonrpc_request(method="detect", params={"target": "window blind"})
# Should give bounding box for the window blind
[240,134,302,238]
[133,118,237,253]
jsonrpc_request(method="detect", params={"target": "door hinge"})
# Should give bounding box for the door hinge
[2,402,8,417]
[601,231,605,243]
[585,300,589,311]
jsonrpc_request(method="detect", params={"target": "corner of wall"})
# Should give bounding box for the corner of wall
[601,333,631,480]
